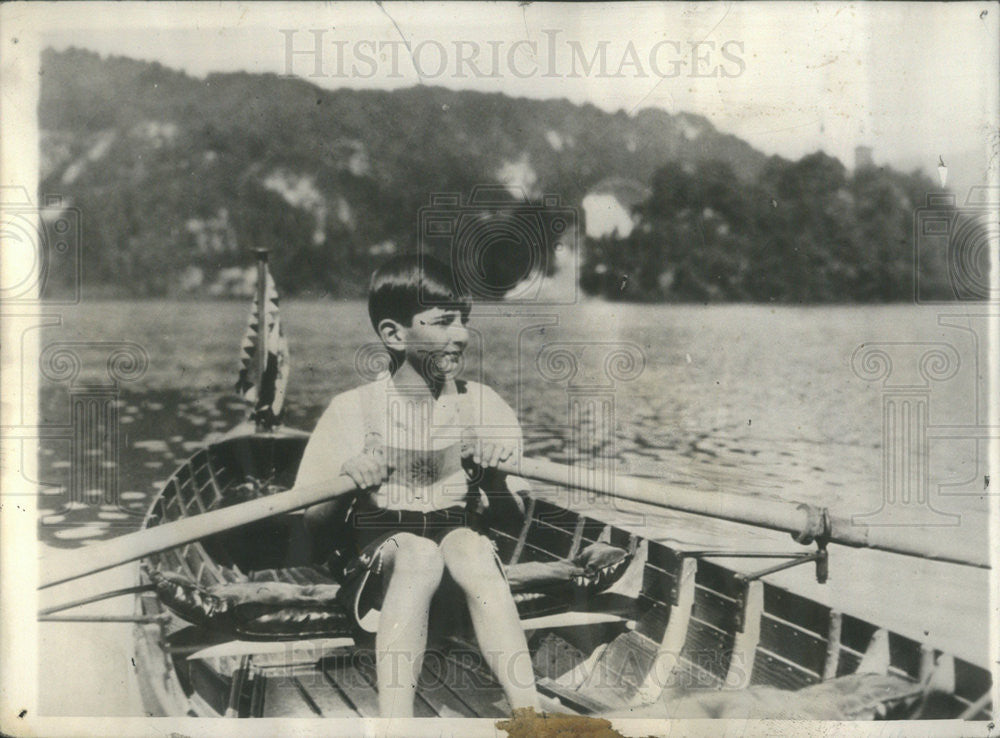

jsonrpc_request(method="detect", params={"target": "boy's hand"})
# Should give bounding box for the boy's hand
[471,440,517,468]
[461,429,526,516]
[340,432,388,490]
[460,428,518,469]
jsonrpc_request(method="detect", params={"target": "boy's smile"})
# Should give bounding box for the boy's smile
[404,307,469,380]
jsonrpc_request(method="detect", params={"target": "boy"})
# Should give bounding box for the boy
[297,254,539,718]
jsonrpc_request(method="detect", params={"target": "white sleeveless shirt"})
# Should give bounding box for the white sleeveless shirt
[296,376,528,513]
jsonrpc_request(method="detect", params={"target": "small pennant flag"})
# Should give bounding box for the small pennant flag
[235,266,289,429]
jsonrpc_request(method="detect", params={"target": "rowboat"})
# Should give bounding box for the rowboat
[39,251,993,721]
[123,430,993,720]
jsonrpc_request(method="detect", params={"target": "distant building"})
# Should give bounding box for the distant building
[581,177,650,238]
[854,145,874,170]
[582,193,634,238]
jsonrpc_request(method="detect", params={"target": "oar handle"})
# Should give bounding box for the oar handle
[40,454,989,591]
[499,457,990,569]
[500,456,816,535]
[39,475,358,590]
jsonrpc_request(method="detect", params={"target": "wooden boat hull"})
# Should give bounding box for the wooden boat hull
[133,432,993,720]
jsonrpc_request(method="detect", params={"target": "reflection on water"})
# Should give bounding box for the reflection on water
[36,301,987,551]
[37,389,250,547]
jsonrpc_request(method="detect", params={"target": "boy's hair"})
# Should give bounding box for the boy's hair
[367,253,471,332]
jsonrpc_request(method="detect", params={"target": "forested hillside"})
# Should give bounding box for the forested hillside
[40,47,952,301]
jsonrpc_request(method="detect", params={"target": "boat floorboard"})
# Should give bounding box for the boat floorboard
[292,670,359,718]
[321,657,380,718]
[416,654,483,718]
[430,645,510,717]
[342,648,439,718]
[259,672,324,717]
[246,639,512,719]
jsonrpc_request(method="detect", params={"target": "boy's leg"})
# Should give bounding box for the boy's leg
[376,533,445,718]
[439,528,539,710]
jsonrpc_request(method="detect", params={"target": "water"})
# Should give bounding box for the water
[35,300,991,715]
[37,300,988,548]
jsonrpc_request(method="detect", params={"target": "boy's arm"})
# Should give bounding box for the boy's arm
[468,386,532,496]
[295,390,366,494]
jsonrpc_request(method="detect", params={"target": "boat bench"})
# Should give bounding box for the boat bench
[532,536,951,719]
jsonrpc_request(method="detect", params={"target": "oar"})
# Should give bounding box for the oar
[500,457,991,570]
[39,455,988,591]
[39,475,358,590]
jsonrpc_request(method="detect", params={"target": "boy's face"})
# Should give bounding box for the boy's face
[400,307,469,379]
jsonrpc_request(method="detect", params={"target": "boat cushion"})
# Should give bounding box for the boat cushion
[574,541,634,593]
[149,569,354,640]
[248,566,338,586]
[512,590,576,619]
[506,541,632,595]
[506,541,633,619]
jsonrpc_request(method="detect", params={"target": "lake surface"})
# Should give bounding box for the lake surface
[37,299,989,545]
[35,299,992,712]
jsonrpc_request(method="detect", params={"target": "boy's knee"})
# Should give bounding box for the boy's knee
[389,534,445,581]
[441,529,498,570]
